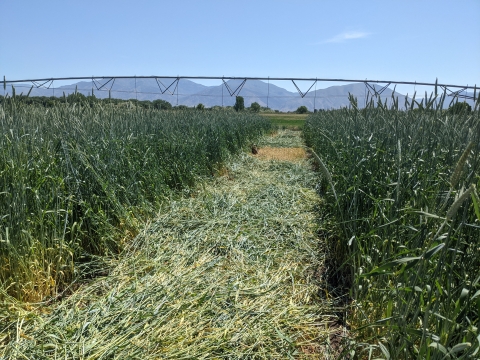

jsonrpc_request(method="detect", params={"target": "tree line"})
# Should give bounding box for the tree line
[1,91,472,114]
[0,92,270,112]
[0,91,179,110]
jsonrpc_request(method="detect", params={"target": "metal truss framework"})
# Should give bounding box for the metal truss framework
[2,75,478,103]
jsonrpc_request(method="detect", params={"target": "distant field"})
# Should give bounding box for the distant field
[260,113,307,129]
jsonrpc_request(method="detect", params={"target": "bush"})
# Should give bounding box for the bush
[250,102,260,112]
[153,99,172,110]
[296,105,308,114]
[448,101,471,114]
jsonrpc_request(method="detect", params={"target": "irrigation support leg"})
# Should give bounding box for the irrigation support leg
[267,76,269,109]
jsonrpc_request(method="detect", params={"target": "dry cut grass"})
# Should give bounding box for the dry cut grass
[255,146,307,162]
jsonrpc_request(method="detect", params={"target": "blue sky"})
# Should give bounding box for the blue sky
[1,0,479,95]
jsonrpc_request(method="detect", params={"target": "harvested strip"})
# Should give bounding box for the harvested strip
[2,131,334,359]
[255,146,306,162]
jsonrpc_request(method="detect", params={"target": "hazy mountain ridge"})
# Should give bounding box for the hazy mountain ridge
[7,78,475,111]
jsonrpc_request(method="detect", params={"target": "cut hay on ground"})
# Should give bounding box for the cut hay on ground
[255,146,306,162]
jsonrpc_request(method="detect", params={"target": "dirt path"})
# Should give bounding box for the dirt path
[2,130,337,359]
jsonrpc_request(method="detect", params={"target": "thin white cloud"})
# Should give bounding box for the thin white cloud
[325,31,370,43]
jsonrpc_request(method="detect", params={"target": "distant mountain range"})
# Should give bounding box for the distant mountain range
[8,78,475,111]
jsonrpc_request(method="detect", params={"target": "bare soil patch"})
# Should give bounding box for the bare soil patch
[254,146,306,162]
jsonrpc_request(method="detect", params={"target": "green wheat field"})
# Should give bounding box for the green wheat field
[1,91,479,359]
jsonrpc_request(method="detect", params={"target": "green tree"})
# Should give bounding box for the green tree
[234,96,245,112]
[250,102,260,112]
[46,99,56,108]
[296,105,308,114]
[152,99,172,110]
[67,92,87,104]
[448,101,471,114]
[196,103,205,110]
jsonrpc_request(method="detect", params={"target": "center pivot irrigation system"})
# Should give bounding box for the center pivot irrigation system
[2,75,477,108]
